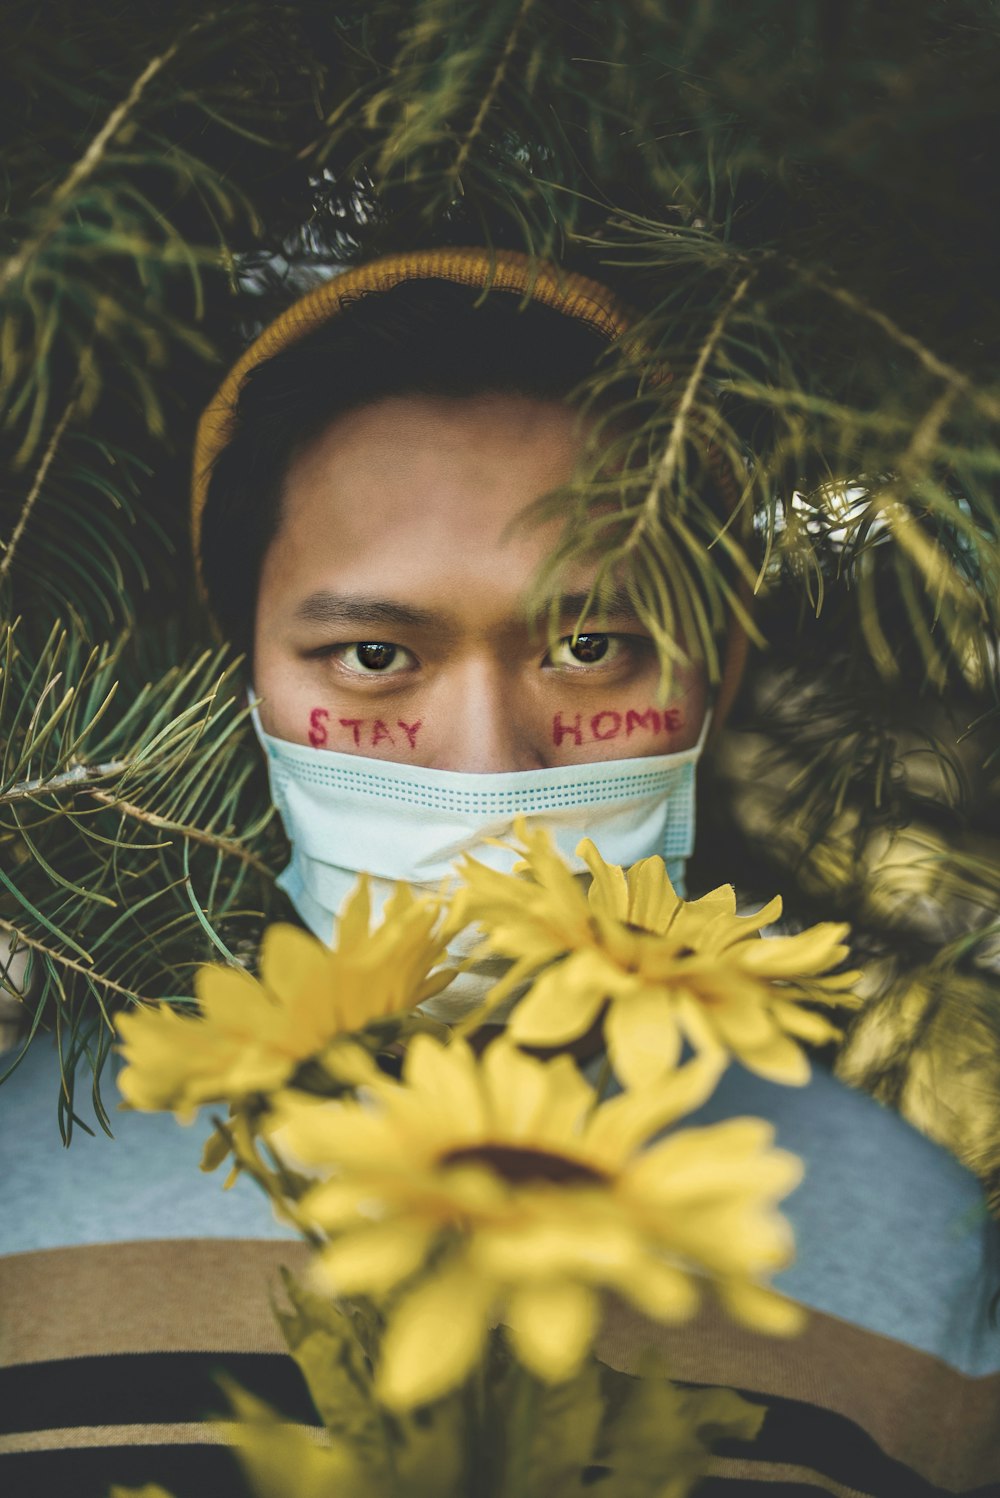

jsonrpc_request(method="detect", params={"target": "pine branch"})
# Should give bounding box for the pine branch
[0,917,151,1005]
[0,620,284,1119]
[0,382,79,587]
[637,273,754,538]
[815,276,1000,429]
[85,788,273,876]
[452,0,537,185]
[0,22,193,296]
[0,759,131,805]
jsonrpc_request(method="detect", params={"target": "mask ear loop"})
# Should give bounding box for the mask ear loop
[246,691,268,750]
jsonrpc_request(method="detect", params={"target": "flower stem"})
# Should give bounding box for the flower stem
[591,1052,614,1110]
[499,1361,541,1498]
[463,1347,490,1498]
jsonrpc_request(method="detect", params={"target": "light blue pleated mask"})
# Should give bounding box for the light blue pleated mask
[252,707,708,1021]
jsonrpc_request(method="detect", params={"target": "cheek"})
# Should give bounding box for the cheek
[260,689,428,756]
[310,714,425,752]
[250,632,327,745]
[550,704,689,752]
[541,660,708,761]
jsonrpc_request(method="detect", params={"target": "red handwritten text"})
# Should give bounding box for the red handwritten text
[309,707,330,746]
[309,711,423,751]
[552,706,682,748]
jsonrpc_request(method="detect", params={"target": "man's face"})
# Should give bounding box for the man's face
[253,392,707,770]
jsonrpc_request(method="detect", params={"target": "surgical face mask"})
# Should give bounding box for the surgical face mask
[252,706,708,1022]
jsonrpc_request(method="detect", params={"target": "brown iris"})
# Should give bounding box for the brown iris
[569,633,609,663]
[356,642,397,670]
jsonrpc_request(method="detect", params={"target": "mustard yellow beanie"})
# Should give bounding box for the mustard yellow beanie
[192,245,748,726]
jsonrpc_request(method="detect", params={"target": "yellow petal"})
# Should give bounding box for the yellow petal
[473,1217,639,1282]
[258,923,328,1009]
[318,1038,383,1088]
[480,1038,550,1135]
[614,1257,700,1322]
[117,995,288,1114]
[713,893,783,945]
[803,971,864,1007]
[710,999,777,1051]
[717,1279,806,1335]
[335,874,373,951]
[516,820,591,908]
[743,893,784,930]
[377,1260,495,1410]
[508,954,607,1046]
[677,882,737,927]
[673,991,729,1059]
[195,962,269,1026]
[312,1221,435,1295]
[739,925,850,977]
[482,1043,591,1141]
[298,1177,381,1228]
[451,956,544,1034]
[624,855,681,932]
[656,1200,797,1278]
[586,1052,726,1163]
[579,839,630,920]
[604,991,679,1090]
[528,1057,604,1142]
[629,1119,796,1203]
[739,1032,812,1086]
[379,878,425,928]
[769,999,843,1045]
[505,1280,598,1382]
[403,1035,488,1137]
[276,1097,402,1170]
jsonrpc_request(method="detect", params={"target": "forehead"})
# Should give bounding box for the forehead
[260,391,601,626]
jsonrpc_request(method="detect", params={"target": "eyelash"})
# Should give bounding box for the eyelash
[323,642,415,677]
[309,633,646,676]
[545,635,626,670]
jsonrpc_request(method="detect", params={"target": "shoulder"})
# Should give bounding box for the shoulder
[0,1037,295,1255]
[687,1058,1000,1375]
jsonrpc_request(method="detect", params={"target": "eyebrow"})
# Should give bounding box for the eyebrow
[293,592,448,630]
[547,587,642,624]
[291,586,642,632]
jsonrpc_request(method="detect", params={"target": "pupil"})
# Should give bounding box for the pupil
[571,633,609,663]
[357,642,396,670]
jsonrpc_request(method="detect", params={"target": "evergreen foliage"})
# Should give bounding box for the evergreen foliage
[1,1,997,1194]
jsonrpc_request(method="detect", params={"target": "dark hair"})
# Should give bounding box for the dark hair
[199,279,621,658]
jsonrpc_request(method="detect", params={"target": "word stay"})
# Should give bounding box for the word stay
[308,709,422,750]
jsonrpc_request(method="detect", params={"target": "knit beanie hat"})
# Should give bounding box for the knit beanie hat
[192,246,749,727]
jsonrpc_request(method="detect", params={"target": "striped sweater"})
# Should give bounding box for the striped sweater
[2,1040,998,1496]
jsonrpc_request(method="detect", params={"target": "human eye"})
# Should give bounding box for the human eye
[330,641,416,677]
[545,632,629,670]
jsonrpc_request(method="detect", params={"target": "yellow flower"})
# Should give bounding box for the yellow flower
[272,1036,803,1410]
[449,821,860,1088]
[117,880,453,1117]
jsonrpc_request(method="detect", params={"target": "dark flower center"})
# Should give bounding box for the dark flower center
[439,1143,608,1187]
[623,922,695,958]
